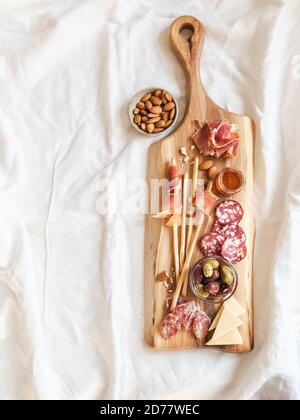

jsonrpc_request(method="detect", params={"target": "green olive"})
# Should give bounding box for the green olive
[220,265,234,285]
[205,258,219,269]
[203,263,213,278]
[195,284,210,298]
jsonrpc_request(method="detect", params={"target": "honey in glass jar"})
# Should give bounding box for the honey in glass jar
[215,168,245,196]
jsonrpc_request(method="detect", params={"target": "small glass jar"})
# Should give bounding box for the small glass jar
[215,168,245,197]
[189,256,238,305]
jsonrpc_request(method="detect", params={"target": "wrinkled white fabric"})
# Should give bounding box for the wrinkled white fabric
[0,0,299,400]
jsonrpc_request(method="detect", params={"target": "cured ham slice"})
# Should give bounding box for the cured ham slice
[192,120,239,158]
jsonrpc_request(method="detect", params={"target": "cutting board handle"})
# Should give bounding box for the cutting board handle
[170,16,206,120]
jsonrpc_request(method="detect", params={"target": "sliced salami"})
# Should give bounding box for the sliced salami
[221,224,246,243]
[172,301,200,331]
[200,232,225,256]
[221,237,247,263]
[161,313,181,339]
[193,311,211,339]
[215,200,244,225]
[161,301,212,340]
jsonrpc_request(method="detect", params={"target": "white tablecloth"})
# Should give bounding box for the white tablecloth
[0,0,299,400]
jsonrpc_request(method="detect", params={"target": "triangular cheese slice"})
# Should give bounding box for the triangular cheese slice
[209,306,224,331]
[206,328,243,346]
[224,297,246,317]
[212,306,243,340]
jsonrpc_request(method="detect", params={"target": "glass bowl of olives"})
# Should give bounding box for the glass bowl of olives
[189,256,238,304]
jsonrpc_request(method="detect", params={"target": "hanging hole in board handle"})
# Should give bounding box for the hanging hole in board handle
[179,25,195,52]
[169,16,204,72]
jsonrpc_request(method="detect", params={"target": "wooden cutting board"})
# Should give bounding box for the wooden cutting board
[144,16,255,353]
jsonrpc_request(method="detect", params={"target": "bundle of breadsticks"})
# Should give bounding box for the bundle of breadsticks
[165,158,218,310]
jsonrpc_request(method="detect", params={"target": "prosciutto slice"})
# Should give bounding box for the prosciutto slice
[192,120,239,158]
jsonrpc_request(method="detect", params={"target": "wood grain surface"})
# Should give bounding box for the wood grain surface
[144,16,255,353]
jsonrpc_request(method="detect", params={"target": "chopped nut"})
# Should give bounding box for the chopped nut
[183,156,190,162]
[190,144,196,150]
[163,281,169,288]
[179,147,188,157]
[156,271,169,282]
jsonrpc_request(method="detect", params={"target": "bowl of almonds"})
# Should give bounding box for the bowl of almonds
[129,88,178,137]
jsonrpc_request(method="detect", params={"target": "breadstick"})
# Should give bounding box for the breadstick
[179,173,188,271]
[173,226,180,283]
[168,158,180,283]
[171,219,203,310]
[186,157,199,251]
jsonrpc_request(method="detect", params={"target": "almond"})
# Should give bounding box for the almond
[137,101,145,110]
[141,116,148,122]
[165,120,173,128]
[169,108,176,120]
[147,113,158,118]
[147,123,155,133]
[207,180,213,191]
[162,93,168,104]
[161,112,169,121]
[163,102,175,112]
[145,100,153,110]
[141,93,151,102]
[150,106,162,114]
[153,89,162,98]
[140,110,148,116]
[155,120,166,128]
[208,166,218,180]
[134,115,141,124]
[141,123,146,130]
[164,92,172,102]
[200,160,214,171]
[133,108,140,115]
[148,117,161,124]
[150,96,162,106]
[153,127,164,133]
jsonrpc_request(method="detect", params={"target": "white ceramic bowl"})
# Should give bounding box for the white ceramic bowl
[128,87,178,138]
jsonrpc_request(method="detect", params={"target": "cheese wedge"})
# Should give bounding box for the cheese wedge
[209,306,224,331]
[211,306,243,340]
[206,328,243,346]
[224,297,246,317]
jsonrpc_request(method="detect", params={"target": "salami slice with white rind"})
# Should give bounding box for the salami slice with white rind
[221,224,246,242]
[221,238,247,263]
[193,311,211,339]
[200,232,225,256]
[215,200,244,225]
